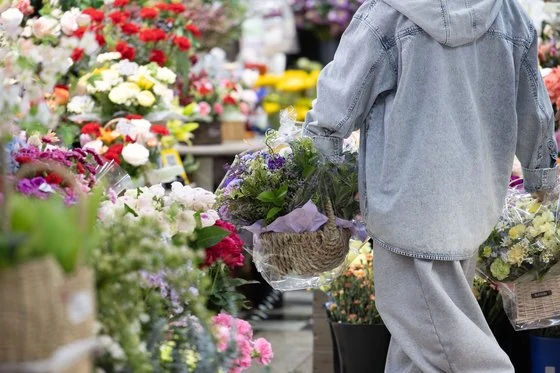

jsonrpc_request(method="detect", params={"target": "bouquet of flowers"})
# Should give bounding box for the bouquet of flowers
[477,184,560,329]
[324,239,382,325]
[216,111,362,290]
[290,0,365,39]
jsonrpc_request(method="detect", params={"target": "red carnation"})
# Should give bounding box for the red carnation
[140,7,159,19]
[46,173,64,186]
[203,220,244,269]
[15,156,32,164]
[77,162,86,174]
[168,3,186,13]
[223,95,236,105]
[81,122,102,137]
[95,33,106,47]
[121,23,140,35]
[139,28,166,43]
[104,143,124,164]
[149,49,167,66]
[125,114,143,120]
[150,124,169,135]
[73,26,87,38]
[109,10,128,24]
[115,41,136,61]
[113,0,129,6]
[172,35,190,51]
[82,8,104,23]
[71,48,84,62]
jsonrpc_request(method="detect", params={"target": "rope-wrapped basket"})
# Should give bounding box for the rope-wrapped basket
[259,201,351,277]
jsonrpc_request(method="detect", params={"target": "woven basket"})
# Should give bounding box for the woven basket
[259,201,351,276]
[0,258,95,364]
[513,275,560,325]
[220,120,246,142]
[0,161,95,372]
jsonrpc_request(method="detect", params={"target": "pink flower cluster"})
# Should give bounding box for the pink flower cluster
[212,312,273,373]
[544,67,560,108]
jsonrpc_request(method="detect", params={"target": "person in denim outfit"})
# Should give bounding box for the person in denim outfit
[303,0,558,371]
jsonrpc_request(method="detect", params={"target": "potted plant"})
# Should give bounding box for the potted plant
[322,239,390,373]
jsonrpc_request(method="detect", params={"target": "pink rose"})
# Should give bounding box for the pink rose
[198,101,211,117]
[253,338,273,365]
[239,102,250,116]
[213,102,224,116]
[60,10,79,35]
[12,0,33,15]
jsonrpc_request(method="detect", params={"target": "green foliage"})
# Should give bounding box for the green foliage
[205,262,255,314]
[472,276,507,327]
[0,189,102,273]
[190,225,229,251]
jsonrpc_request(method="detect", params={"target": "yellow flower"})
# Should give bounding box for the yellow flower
[482,246,492,258]
[135,75,155,90]
[263,102,281,114]
[508,224,526,240]
[99,128,120,144]
[137,90,156,107]
[108,82,141,105]
[254,74,281,87]
[528,201,542,214]
[294,105,308,121]
[507,243,527,266]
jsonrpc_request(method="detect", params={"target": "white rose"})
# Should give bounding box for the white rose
[148,184,165,197]
[122,143,150,166]
[60,10,79,35]
[79,31,99,55]
[199,209,219,228]
[108,83,139,105]
[137,90,156,107]
[83,139,103,154]
[176,210,196,235]
[114,60,139,76]
[96,52,122,64]
[0,8,23,35]
[130,119,152,140]
[156,67,176,84]
[32,16,60,38]
[67,95,95,114]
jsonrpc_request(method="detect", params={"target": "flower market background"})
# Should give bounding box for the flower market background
[2,0,560,373]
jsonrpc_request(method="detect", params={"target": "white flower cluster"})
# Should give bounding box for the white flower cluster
[78,60,176,111]
[99,183,219,237]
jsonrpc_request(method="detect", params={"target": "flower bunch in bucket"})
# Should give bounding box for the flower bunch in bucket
[216,110,363,290]
[477,183,560,330]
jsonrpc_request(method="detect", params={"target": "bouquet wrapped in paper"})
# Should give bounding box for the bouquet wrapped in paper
[216,110,365,291]
[478,182,560,330]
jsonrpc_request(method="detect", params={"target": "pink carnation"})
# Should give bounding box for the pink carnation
[213,312,234,327]
[213,102,224,115]
[253,338,273,365]
[233,319,253,340]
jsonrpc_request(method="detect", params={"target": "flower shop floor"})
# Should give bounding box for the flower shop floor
[245,290,314,373]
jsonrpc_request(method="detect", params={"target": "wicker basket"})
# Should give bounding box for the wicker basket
[259,201,351,276]
[221,120,246,142]
[513,275,560,325]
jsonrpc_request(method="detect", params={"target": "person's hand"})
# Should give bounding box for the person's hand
[531,191,547,202]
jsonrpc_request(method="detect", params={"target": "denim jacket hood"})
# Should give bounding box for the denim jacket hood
[384,0,503,47]
[303,0,558,260]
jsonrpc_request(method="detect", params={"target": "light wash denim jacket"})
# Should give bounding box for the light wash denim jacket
[303,0,559,260]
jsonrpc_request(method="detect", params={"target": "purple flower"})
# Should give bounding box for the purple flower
[267,156,286,170]
[16,177,49,199]
[224,178,242,196]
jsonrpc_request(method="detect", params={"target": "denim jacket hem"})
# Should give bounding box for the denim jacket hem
[522,166,558,192]
[371,235,476,261]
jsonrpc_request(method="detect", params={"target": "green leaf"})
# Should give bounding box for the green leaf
[257,191,277,203]
[192,226,229,250]
[124,203,139,217]
[266,207,282,221]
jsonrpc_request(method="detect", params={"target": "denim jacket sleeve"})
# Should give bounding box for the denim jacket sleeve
[516,29,559,192]
[302,14,393,161]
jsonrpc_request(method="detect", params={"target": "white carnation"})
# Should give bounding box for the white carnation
[156,67,176,84]
[122,143,150,166]
[96,52,122,64]
[67,95,95,114]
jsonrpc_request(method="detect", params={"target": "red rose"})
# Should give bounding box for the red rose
[15,156,32,164]
[185,24,201,38]
[115,41,136,61]
[172,35,190,51]
[82,8,104,23]
[71,48,84,62]
[104,144,124,164]
[81,122,102,136]
[223,95,236,105]
[149,49,166,66]
[140,7,158,19]
[113,0,129,6]
[155,3,170,11]
[150,124,169,135]
[139,28,166,43]
[204,220,245,269]
[108,10,129,24]
[46,173,64,186]
[168,3,186,13]
[125,114,143,120]
[121,23,140,35]
[124,135,135,143]
[73,26,87,38]
[95,33,106,47]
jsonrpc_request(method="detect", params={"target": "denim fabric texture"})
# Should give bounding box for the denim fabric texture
[303,0,559,260]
